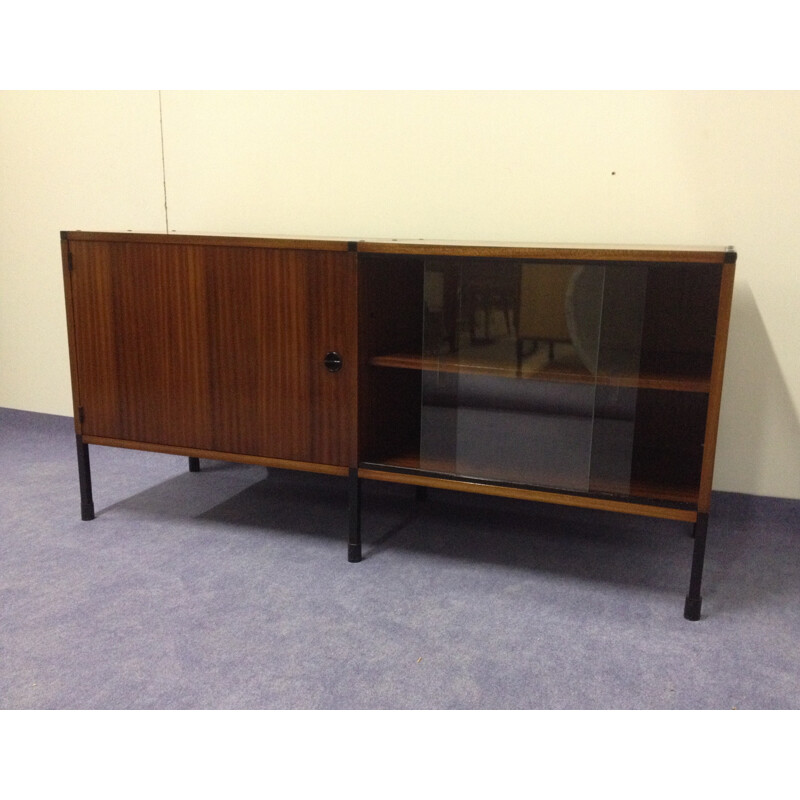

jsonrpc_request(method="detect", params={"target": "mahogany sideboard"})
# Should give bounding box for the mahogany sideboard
[61,231,736,620]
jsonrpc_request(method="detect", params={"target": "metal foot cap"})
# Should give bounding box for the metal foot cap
[684,596,702,621]
[348,544,362,563]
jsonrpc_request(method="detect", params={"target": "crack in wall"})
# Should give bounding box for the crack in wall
[158,91,169,232]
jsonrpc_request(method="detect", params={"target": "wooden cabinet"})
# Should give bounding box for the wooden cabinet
[62,232,735,620]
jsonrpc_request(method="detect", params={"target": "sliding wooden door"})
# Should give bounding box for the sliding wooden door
[66,236,358,468]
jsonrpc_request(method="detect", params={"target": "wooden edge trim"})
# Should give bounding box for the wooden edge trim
[356,241,730,264]
[60,237,82,434]
[60,232,734,263]
[358,469,698,522]
[82,436,349,476]
[698,261,736,512]
[60,231,354,252]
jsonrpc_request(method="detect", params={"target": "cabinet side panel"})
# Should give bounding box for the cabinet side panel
[698,261,736,512]
[61,236,83,431]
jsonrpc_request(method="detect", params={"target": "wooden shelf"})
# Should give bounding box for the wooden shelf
[364,453,699,507]
[369,352,711,393]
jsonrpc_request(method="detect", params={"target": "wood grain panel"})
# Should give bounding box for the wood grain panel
[67,239,357,467]
[112,242,210,446]
[306,250,359,465]
[68,240,123,436]
[202,245,358,465]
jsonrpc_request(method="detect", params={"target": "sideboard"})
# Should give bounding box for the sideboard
[61,231,735,620]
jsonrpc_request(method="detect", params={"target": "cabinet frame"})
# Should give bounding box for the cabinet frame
[62,231,735,620]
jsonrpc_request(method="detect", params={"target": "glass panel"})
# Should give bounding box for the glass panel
[589,265,648,497]
[419,260,460,473]
[588,263,721,504]
[420,259,605,491]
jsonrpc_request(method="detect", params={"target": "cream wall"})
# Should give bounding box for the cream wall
[0,91,165,418]
[1,90,798,500]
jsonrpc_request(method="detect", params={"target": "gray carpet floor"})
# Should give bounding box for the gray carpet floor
[1,406,798,709]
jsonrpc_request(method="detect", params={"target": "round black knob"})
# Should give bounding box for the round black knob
[323,352,343,373]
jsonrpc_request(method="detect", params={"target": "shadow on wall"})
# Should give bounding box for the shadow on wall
[715,280,800,499]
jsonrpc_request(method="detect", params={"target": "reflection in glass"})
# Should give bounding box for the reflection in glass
[419,259,608,491]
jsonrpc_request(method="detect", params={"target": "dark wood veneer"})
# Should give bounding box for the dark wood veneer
[67,237,357,468]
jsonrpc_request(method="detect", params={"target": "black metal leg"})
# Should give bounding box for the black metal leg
[415,485,428,502]
[188,457,201,473]
[348,467,362,563]
[684,513,709,621]
[76,434,95,521]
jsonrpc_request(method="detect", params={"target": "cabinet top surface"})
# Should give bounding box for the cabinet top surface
[61,231,736,263]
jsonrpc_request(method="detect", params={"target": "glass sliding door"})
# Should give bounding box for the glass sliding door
[419,258,606,492]
[587,262,721,504]
[588,264,649,498]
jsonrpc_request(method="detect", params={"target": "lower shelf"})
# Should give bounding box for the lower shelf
[361,452,699,510]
